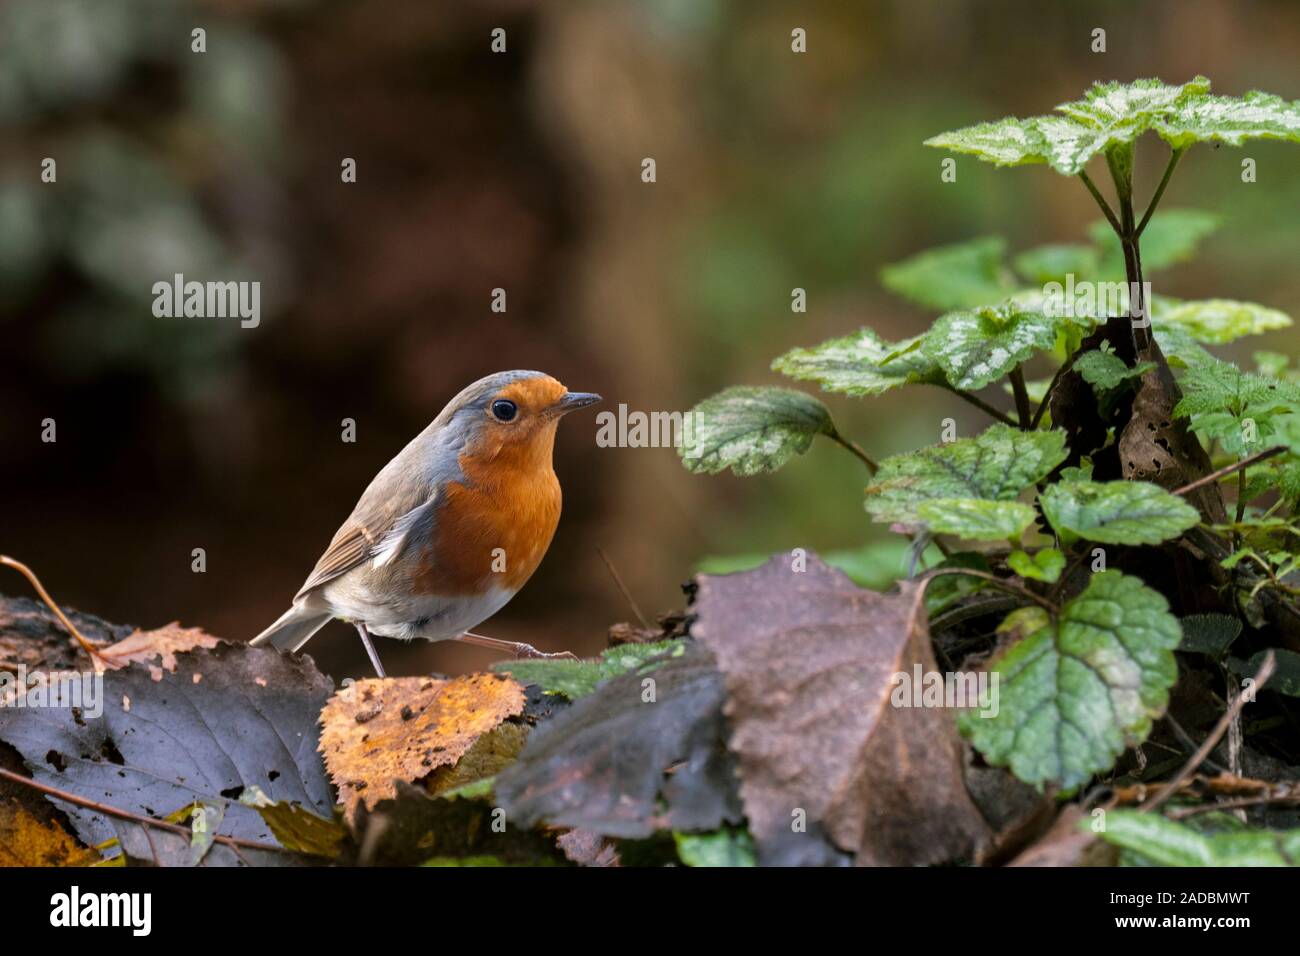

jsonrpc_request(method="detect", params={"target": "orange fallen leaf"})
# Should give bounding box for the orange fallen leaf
[96,623,223,678]
[319,673,526,824]
[0,799,99,867]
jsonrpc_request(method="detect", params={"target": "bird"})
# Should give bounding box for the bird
[250,370,601,677]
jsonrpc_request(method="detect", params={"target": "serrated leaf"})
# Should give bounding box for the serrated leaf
[915,498,1036,541]
[1175,357,1300,426]
[1074,348,1153,392]
[772,328,945,397]
[960,570,1182,790]
[1040,480,1201,545]
[1013,243,1100,285]
[679,386,833,476]
[1151,299,1292,344]
[1155,88,1300,150]
[1008,548,1065,584]
[922,303,1078,390]
[879,237,1013,311]
[1178,613,1243,657]
[1098,810,1300,866]
[864,424,1067,527]
[493,640,684,699]
[927,77,1213,176]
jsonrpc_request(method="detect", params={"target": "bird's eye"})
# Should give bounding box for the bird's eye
[491,399,518,422]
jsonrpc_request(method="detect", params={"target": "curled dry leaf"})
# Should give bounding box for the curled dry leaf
[319,673,526,825]
[691,553,992,866]
[96,623,223,678]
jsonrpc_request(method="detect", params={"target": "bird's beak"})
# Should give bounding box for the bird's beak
[555,391,602,415]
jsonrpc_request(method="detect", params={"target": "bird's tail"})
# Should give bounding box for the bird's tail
[250,605,331,652]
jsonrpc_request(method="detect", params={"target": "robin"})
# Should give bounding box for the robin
[251,370,600,677]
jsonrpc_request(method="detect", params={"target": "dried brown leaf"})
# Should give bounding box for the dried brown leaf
[97,623,223,678]
[692,554,993,865]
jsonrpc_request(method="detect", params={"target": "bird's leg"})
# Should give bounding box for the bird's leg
[354,622,388,678]
[457,631,577,661]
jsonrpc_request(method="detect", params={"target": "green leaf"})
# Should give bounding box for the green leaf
[865,424,1067,527]
[926,77,1213,176]
[1151,298,1292,345]
[772,328,945,397]
[1097,810,1300,866]
[1013,243,1100,285]
[960,570,1182,790]
[1040,480,1201,545]
[915,498,1036,541]
[1178,613,1243,657]
[1090,210,1220,278]
[493,640,685,699]
[1155,88,1300,150]
[879,237,1013,311]
[1008,548,1065,584]
[674,828,757,867]
[1073,348,1153,392]
[1175,359,1300,454]
[679,387,834,476]
[922,303,1080,391]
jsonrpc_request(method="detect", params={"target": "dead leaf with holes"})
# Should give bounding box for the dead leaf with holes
[692,553,992,866]
[96,623,223,678]
[1119,346,1226,523]
[319,673,527,825]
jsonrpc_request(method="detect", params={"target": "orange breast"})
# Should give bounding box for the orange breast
[417,422,562,596]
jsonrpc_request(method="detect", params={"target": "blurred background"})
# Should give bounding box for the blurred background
[2,0,1299,677]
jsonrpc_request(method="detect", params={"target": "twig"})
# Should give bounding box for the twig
[0,555,115,666]
[939,384,1018,427]
[1142,651,1276,813]
[827,428,878,474]
[1169,793,1300,820]
[1136,146,1186,238]
[1079,169,1122,237]
[595,546,649,629]
[1172,446,1286,498]
[0,767,295,858]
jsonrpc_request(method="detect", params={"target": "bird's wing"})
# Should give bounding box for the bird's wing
[294,471,438,602]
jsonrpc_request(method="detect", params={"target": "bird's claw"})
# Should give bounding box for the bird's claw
[514,644,578,661]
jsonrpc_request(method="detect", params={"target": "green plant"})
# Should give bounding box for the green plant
[680,77,1300,819]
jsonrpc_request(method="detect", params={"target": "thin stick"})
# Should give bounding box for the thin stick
[596,546,650,629]
[0,555,113,665]
[827,429,878,474]
[922,567,1060,616]
[1172,446,1286,498]
[1136,146,1185,238]
[1169,793,1300,820]
[0,766,294,857]
[1079,169,1122,237]
[939,384,1018,427]
[1142,651,1276,813]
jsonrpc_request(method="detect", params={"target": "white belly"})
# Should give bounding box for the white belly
[318,577,517,643]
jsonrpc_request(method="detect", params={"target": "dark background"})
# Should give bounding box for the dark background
[3,0,1299,677]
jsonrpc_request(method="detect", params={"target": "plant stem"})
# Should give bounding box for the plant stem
[939,384,1018,427]
[1136,146,1186,237]
[828,429,878,474]
[922,567,1061,616]
[1079,169,1122,237]
[1008,367,1033,429]
[1171,445,1286,497]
